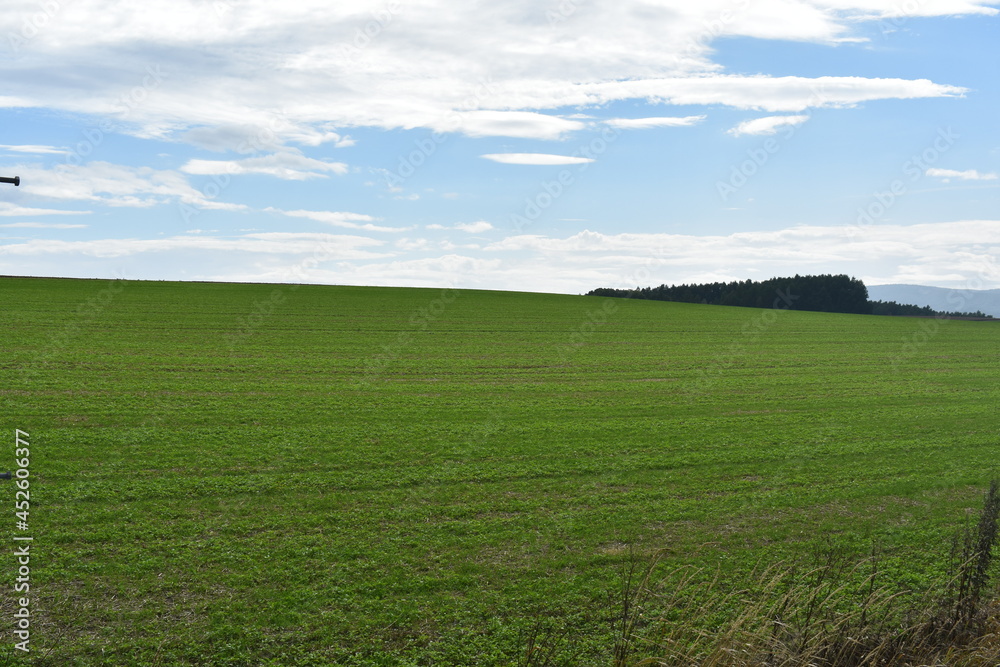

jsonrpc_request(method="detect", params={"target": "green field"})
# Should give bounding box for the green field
[1,276,998,665]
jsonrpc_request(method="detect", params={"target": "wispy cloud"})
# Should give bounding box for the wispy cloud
[436,111,586,140]
[180,125,355,153]
[852,2,998,19]
[270,208,412,233]
[481,153,595,166]
[0,233,388,259]
[0,144,67,155]
[455,221,493,233]
[11,163,247,211]
[3,220,998,293]
[605,115,706,129]
[0,202,91,217]
[728,115,810,137]
[0,222,88,229]
[925,168,999,182]
[261,220,1000,293]
[474,220,1000,292]
[181,151,348,180]
[427,221,494,233]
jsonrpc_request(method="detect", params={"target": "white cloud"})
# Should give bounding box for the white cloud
[0,144,68,155]
[314,254,507,289]
[428,221,494,233]
[182,122,353,153]
[4,219,998,292]
[395,238,431,251]
[0,202,91,217]
[440,240,482,251]
[481,153,595,166]
[10,162,247,211]
[454,221,494,233]
[925,168,999,182]
[0,1,995,291]
[181,151,348,180]
[270,208,412,233]
[523,76,963,113]
[0,1,979,145]
[832,0,999,19]
[0,222,88,229]
[727,115,811,137]
[0,232,387,259]
[435,111,586,140]
[283,129,355,148]
[475,221,1000,292]
[307,219,1000,293]
[605,116,707,129]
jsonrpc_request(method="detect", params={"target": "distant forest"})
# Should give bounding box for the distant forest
[587,274,994,318]
[869,300,993,319]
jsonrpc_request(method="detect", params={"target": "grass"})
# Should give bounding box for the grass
[0,275,998,664]
[603,481,1000,665]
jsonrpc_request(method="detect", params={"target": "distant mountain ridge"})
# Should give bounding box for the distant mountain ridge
[867,284,1000,318]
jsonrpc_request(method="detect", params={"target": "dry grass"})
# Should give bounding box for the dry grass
[594,481,1000,667]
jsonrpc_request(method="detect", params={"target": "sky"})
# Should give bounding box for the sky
[1,0,998,294]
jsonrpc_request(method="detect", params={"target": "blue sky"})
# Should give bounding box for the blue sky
[1,1,998,293]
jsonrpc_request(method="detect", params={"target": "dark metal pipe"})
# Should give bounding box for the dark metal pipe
[0,176,20,186]
[0,472,11,480]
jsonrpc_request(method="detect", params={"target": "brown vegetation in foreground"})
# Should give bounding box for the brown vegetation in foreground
[523,482,1000,667]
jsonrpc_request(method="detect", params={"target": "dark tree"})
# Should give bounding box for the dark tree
[587,274,871,315]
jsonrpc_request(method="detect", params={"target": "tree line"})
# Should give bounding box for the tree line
[869,300,993,319]
[587,274,994,318]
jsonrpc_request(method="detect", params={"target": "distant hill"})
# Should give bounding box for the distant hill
[867,284,1000,318]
